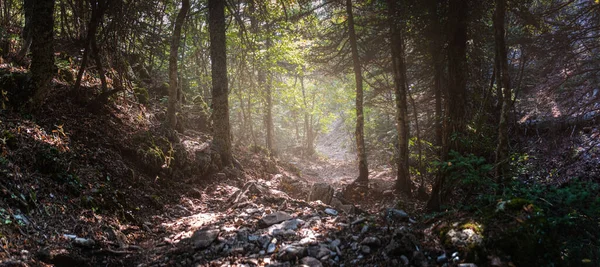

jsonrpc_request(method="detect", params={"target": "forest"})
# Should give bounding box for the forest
[0,0,599,266]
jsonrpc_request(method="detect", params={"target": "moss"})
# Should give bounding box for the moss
[505,198,533,210]
[460,221,484,234]
[134,86,149,104]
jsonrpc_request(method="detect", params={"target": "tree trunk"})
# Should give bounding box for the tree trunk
[209,0,233,166]
[167,0,190,129]
[265,27,275,157]
[494,0,511,183]
[74,0,108,91]
[427,0,469,211]
[300,73,314,156]
[388,0,410,194]
[17,0,33,62]
[346,0,368,183]
[30,0,55,107]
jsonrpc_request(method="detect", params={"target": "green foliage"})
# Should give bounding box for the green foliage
[487,179,600,265]
[439,150,495,199]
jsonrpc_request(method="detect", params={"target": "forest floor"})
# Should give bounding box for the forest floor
[0,68,598,266]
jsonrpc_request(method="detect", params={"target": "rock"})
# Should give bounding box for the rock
[330,239,341,249]
[360,225,369,234]
[300,256,323,267]
[385,230,418,256]
[400,255,410,265]
[248,235,259,242]
[307,245,331,259]
[361,245,371,254]
[259,211,293,228]
[445,228,483,249]
[258,235,272,249]
[437,253,448,263]
[361,236,381,247]
[277,245,307,261]
[458,264,478,267]
[351,218,366,225]
[385,208,409,221]
[307,183,334,205]
[191,229,220,249]
[324,208,338,216]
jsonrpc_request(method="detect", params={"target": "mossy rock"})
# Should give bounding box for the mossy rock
[440,220,485,262]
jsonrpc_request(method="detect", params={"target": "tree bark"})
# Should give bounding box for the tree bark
[265,26,275,157]
[16,0,33,63]
[494,0,511,183]
[388,0,410,194]
[427,0,469,211]
[30,0,55,107]
[209,0,233,166]
[346,0,369,183]
[74,0,108,92]
[167,0,190,129]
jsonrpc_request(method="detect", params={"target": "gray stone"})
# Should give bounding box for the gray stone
[277,245,307,261]
[400,255,410,265]
[307,183,334,205]
[324,208,338,216]
[386,209,409,221]
[300,256,323,267]
[437,253,448,263]
[191,229,220,249]
[361,245,371,254]
[307,245,331,259]
[259,211,293,228]
[330,239,341,249]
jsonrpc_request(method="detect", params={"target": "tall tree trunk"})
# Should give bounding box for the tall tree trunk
[17,0,33,62]
[427,0,443,150]
[388,0,410,194]
[427,0,469,211]
[300,73,314,156]
[74,0,107,91]
[209,0,233,166]
[346,0,369,183]
[30,0,55,107]
[494,0,511,183]
[167,0,190,129]
[264,27,275,156]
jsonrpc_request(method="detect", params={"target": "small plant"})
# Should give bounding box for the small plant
[438,150,495,201]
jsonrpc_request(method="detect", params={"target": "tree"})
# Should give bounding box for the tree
[209,0,233,166]
[30,0,56,107]
[346,0,368,184]
[74,0,109,92]
[167,0,190,130]
[388,0,410,194]
[427,0,469,211]
[493,0,511,183]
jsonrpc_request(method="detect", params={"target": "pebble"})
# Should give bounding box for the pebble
[324,208,338,216]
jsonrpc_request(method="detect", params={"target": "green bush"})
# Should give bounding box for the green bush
[438,150,495,202]
[490,179,600,265]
